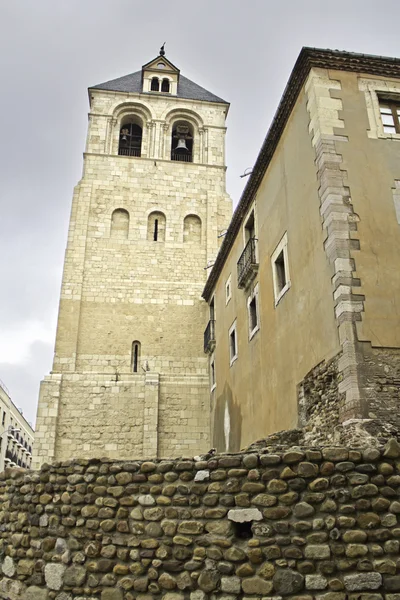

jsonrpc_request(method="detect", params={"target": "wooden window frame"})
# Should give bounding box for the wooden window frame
[379,100,400,134]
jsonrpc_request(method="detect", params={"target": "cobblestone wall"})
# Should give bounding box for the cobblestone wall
[2,439,400,599]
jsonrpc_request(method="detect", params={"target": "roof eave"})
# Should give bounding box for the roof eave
[202,46,400,302]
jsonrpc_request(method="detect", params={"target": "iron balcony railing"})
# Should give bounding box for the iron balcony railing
[237,237,259,289]
[171,152,192,163]
[118,147,141,157]
[204,319,216,354]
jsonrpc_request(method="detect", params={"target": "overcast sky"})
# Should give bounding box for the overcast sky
[1,0,400,426]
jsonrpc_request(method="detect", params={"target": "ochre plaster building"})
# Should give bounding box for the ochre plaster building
[34,47,400,466]
[33,51,232,467]
[203,48,400,453]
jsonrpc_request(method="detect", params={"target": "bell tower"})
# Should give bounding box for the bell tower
[33,50,232,466]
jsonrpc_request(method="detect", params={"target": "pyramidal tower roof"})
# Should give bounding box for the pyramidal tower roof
[90,48,228,105]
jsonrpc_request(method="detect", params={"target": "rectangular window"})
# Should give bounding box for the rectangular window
[379,100,400,134]
[225,274,232,305]
[271,232,290,306]
[210,355,216,391]
[247,284,260,340]
[244,209,255,243]
[229,320,238,365]
[2,411,5,426]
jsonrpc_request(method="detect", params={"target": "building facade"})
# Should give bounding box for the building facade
[0,379,34,471]
[33,51,232,467]
[203,48,400,452]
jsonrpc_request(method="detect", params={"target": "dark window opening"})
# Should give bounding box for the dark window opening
[151,77,160,91]
[249,296,258,332]
[147,212,166,242]
[161,78,170,93]
[245,211,255,243]
[233,521,253,539]
[229,328,237,362]
[210,360,215,387]
[171,123,193,163]
[275,250,286,292]
[2,411,5,426]
[132,341,141,373]
[210,297,215,321]
[118,123,142,157]
[379,99,400,134]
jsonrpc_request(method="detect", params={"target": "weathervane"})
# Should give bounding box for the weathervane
[159,42,166,56]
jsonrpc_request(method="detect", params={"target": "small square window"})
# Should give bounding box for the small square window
[247,284,260,340]
[228,320,238,366]
[271,232,290,306]
[225,275,232,305]
[379,100,400,134]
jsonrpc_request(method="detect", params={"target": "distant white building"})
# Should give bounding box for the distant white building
[0,379,34,471]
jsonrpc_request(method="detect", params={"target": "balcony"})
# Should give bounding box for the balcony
[237,237,258,289]
[204,320,216,354]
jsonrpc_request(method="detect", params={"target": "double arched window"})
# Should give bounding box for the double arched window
[171,120,193,163]
[151,77,170,93]
[118,116,143,157]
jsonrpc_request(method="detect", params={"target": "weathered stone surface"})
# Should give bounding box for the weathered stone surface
[221,576,241,593]
[194,470,210,482]
[227,508,262,522]
[242,576,273,594]
[63,565,86,587]
[2,556,16,577]
[343,573,382,591]
[305,574,328,590]
[44,564,66,591]
[273,569,304,595]
[198,570,220,592]
[24,586,49,600]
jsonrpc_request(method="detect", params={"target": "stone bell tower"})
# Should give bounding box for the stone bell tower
[33,49,232,467]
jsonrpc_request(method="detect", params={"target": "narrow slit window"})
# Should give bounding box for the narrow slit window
[132,341,141,373]
[147,211,166,241]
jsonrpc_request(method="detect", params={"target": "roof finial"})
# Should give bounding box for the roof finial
[159,42,166,57]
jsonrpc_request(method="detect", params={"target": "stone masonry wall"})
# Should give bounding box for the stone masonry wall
[361,346,400,429]
[2,439,400,599]
[298,355,342,444]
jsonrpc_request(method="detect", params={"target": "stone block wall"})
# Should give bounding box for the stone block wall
[2,439,400,599]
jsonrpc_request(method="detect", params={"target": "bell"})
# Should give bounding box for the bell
[175,137,189,152]
[121,135,128,142]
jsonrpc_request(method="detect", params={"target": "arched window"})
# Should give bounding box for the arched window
[171,121,193,163]
[131,341,141,373]
[119,120,142,157]
[161,78,170,93]
[183,215,202,243]
[147,211,166,242]
[151,77,160,91]
[111,209,129,239]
